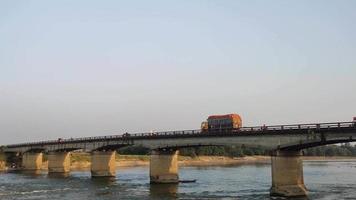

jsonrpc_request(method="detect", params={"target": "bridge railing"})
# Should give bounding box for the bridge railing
[248,122,355,131]
[129,129,201,137]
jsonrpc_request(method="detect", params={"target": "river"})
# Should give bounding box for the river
[0,161,355,200]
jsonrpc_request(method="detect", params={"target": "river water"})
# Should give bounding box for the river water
[0,161,355,200]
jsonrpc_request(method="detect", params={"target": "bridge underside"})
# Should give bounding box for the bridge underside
[133,132,356,152]
[280,138,356,151]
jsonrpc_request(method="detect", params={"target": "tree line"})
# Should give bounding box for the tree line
[118,143,356,157]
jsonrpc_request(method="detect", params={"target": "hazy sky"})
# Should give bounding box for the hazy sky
[1,0,356,144]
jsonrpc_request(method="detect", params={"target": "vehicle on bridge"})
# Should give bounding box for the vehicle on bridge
[201,114,242,132]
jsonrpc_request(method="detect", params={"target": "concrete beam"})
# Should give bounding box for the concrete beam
[270,150,307,197]
[22,152,43,171]
[48,152,71,173]
[150,150,179,183]
[91,151,116,177]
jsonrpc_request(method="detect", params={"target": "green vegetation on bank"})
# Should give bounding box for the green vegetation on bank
[117,155,149,161]
[71,153,90,163]
[303,143,356,157]
[118,146,151,155]
[0,153,6,161]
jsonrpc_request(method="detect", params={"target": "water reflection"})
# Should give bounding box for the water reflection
[47,172,70,178]
[150,183,178,199]
[270,196,309,200]
[20,169,44,176]
[90,176,117,187]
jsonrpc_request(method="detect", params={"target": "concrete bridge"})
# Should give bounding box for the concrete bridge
[1,121,355,197]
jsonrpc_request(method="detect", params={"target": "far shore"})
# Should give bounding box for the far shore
[60,155,356,170]
[2,155,355,172]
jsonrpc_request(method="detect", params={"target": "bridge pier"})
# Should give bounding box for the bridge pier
[22,152,43,171]
[0,153,7,171]
[48,152,71,173]
[150,150,179,184]
[270,150,307,197]
[91,151,116,177]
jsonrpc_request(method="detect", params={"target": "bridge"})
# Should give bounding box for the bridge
[1,121,356,197]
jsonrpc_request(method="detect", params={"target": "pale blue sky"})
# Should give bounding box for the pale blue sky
[1,0,356,144]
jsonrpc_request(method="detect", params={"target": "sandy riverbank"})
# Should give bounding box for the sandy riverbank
[38,155,271,170]
[2,154,355,171]
[57,155,356,171]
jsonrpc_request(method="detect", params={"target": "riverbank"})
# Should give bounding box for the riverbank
[52,155,272,170]
[66,155,356,170]
[2,154,356,171]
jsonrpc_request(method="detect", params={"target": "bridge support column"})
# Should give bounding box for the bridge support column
[91,151,116,177]
[0,153,7,171]
[48,152,71,173]
[150,150,179,183]
[270,150,307,197]
[22,152,43,171]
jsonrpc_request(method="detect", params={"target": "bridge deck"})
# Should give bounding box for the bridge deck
[4,122,355,149]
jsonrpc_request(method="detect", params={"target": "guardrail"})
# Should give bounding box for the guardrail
[5,121,356,148]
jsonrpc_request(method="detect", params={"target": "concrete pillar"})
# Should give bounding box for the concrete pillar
[270,150,307,197]
[0,153,7,171]
[150,150,179,183]
[91,151,116,177]
[0,161,6,171]
[22,152,43,170]
[48,152,71,173]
